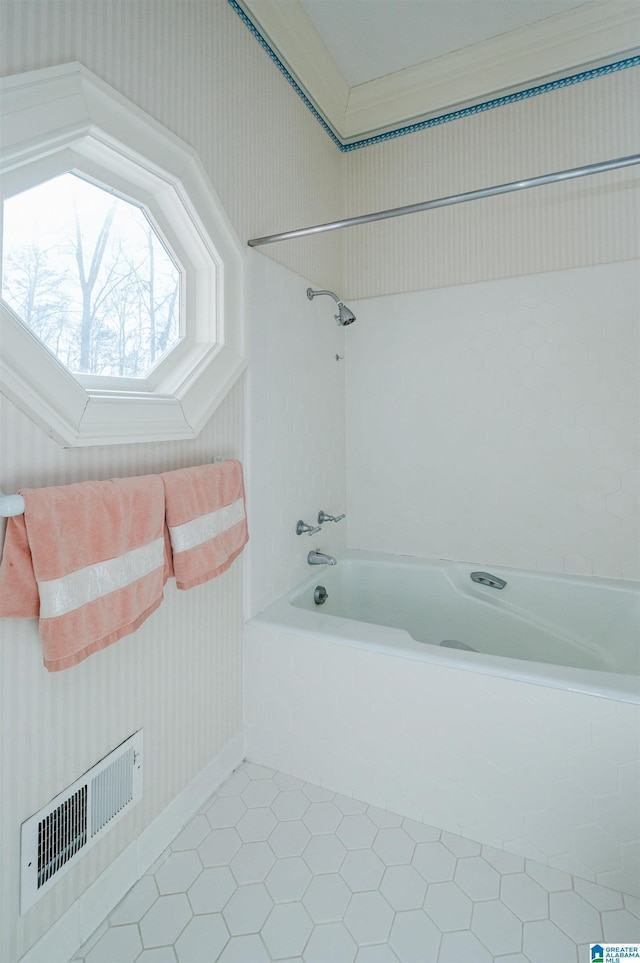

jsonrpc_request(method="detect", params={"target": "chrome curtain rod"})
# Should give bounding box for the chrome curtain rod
[248,153,640,247]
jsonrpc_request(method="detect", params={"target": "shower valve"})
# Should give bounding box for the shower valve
[296,519,321,536]
[317,511,345,524]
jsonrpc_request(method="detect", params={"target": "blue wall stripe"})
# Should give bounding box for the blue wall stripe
[227,0,640,153]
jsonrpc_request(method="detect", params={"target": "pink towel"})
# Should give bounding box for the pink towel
[162,461,248,590]
[0,476,170,672]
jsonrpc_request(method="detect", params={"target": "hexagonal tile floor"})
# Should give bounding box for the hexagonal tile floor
[72,762,640,962]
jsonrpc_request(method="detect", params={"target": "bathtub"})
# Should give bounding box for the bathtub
[256,551,640,704]
[245,551,640,894]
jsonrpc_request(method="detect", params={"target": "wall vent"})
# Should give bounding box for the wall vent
[20,730,143,914]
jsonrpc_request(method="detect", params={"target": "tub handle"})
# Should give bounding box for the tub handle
[296,520,321,536]
[318,511,345,524]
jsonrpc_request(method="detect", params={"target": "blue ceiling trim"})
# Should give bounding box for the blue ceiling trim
[228,0,640,153]
[227,0,343,149]
[343,55,640,152]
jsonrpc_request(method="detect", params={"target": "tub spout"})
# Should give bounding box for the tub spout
[308,550,337,566]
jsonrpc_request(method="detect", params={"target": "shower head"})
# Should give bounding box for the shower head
[307,287,356,326]
[337,303,356,325]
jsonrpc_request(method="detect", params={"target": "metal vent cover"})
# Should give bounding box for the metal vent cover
[20,730,142,914]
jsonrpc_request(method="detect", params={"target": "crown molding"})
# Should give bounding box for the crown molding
[234,0,640,145]
[241,0,349,138]
[344,2,640,138]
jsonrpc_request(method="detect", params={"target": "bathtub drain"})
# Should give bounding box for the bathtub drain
[314,585,328,605]
[440,639,478,652]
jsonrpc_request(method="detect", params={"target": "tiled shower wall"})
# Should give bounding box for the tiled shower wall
[245,252,348,619]
[346,260,639,580]
[341,66,639,582]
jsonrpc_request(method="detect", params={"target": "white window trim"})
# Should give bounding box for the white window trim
[0,62,247,446]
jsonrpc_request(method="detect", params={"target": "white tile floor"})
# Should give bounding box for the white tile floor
[73,762,640,963]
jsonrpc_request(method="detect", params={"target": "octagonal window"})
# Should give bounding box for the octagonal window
[1,64,246,446]
[2,173,182,380]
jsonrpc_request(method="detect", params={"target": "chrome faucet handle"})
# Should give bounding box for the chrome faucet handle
[317,511,345,524]
[296,519,322,536]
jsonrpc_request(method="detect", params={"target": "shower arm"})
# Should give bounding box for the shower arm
[307,287,356,325]
[307,288,342,305]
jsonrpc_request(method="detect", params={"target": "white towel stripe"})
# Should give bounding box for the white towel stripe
[169,498,245,554]
[38,538,165,619]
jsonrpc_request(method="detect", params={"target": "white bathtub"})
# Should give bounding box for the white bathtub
[245,551,640,894]
[258,551,639,704]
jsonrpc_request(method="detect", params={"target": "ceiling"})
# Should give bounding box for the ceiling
[238,0,640,144]
[298,0,590,88]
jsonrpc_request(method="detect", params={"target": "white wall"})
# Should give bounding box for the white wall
[346,261,639,579]
[246,251,348,618]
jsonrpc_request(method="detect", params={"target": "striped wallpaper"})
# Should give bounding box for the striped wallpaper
[0,0,344,293]
[342,66,640,298]
[0,2,341,960]
[0,384,245,962]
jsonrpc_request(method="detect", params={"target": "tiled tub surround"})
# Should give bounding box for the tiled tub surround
[345,260,640,581]
[245,252,348,620]
[73,761,640,963]
[244,606,640,898]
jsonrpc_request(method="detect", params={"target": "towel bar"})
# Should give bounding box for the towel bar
[0,490,25,517]
[0,457,228,518]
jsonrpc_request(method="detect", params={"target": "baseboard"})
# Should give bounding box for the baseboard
[18,730,246,963]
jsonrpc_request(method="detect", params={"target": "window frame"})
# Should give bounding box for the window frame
[0,63,247,446]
